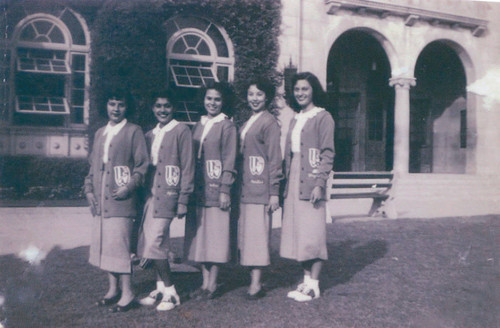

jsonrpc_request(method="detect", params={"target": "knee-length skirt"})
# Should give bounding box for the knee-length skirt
[238,203,271,266]
[89,173,133,274]
[137,197,172,260]
[185,206,230,263]
[280,154,328,261]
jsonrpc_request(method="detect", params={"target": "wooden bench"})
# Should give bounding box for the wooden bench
[328,171,397,218]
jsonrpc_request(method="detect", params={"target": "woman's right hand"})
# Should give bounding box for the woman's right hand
[219,192,231,211]
[86,192,97,216]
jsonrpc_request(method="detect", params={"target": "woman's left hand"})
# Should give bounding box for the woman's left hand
[177,203,188,218]
[112,186,129,200]
[268,195,280,213]
[219,192,231,211]
[310,186,324,206]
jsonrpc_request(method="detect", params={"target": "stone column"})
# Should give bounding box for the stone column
[389,76,416,176]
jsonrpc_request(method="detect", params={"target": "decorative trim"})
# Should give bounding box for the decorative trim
[389,76,417,89]
[325,0,488,37]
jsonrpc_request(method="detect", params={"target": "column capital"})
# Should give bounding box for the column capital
[389,76,416,89]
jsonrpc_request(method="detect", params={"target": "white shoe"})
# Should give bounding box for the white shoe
[139,289,161,306]
[156,292,180,312]
[293,285,320,302]
[287,283,307,299]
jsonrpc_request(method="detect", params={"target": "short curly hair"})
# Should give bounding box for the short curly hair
[289,72,326,112]
[246,77,276,108]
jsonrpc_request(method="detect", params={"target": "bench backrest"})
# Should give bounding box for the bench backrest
[329,171,394,198]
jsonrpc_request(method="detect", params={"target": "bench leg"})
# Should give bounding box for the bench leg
[382,199,398,219]
[368,198,383,216]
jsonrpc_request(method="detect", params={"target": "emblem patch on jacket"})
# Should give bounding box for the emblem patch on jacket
[113,166,131,187]
[165,165,180,186]
[206,160,222,179]
[309,148,320,168]
[249,156,265,175]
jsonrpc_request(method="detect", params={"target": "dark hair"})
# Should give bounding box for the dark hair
[102,87,134,117]
[200,81,234,117]
[150,89,177,110]
[289,72,326,112]
[246,77,276,108]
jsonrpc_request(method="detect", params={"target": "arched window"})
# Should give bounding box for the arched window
[165,16,234,122]
[11,9,90,127]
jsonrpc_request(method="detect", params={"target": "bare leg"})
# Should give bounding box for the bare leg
[248,267,262,295]
[104,272,119,298]
[201,263,210,290]
[207,264,219,292]
[310,260,323,280]
[117,274,134,306]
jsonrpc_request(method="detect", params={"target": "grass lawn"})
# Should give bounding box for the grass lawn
[0,215,498,328]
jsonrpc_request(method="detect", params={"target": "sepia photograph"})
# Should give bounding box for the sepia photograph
[0,0,499,327]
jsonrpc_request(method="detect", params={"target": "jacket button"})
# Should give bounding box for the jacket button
[105,196,108,200]
[104,209,108,212]
[155,210,158,213]
[300,180,303,183]
[159,160,162,163]
[106,184,109,187]
[301,155,304,158]
[157,185,160,188]
[107,171,110,174]
[158,172,161,176]
[156,197,159,200]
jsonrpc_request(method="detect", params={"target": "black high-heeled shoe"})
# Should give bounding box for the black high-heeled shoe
[109,299,138,313]
[96,292,121,307]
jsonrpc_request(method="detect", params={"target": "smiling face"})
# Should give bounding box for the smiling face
[106,98,127,125]
[204,89,223,118]
[247,84,267,113]
[293,79,314,110]
[152,97,174,127]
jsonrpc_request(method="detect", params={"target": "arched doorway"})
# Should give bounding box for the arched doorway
[327,30,394,172]
[411,41,467,173]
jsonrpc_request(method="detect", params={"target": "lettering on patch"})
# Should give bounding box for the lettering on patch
[113,166,130,187]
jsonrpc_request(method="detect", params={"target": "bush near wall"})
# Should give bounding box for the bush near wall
[2,0,281,200]
[0,156,89,200]
[89,0,282,137]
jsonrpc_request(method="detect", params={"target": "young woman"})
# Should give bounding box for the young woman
[85,88,149,312]
[185,82,237,299]
[280,72,335,302]
[137,90,195,311]
[238,78,282,299]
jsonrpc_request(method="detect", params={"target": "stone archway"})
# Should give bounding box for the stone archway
[327,29,394,172]
[410,41,468,173]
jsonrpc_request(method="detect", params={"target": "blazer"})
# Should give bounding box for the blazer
[146,122,195,218]
[192,118,237,207]
[239,111,283,204]
[84,122,149,218]
[283,109,335,200]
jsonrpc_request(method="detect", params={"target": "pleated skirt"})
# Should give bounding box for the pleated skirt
[280,154,328,261]
[238,203,271,266]
[185,206,230,263]
[137,197,172,260]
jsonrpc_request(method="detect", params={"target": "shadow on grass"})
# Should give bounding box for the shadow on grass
[0,236,387,326]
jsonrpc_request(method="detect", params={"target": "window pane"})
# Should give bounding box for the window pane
[34,21,53,35]
[191,77,203,86]
[198,40,211,56]
[73,73,85,89]
[217,66,228,82]
[200,68,214,77]
[72,90,84,106]
[72,55,85,71]
[184,34,200,48]
[186,67,199,76]
[207,25,229,57]
[203,77,215,85]
[173,66,187,75]
[61,9,86,45]
[72,106,84,124]
[173,39,187,54]
[19,102,33,110]
[52,105,66,112]
[19,58,35,70]
[175,16,209,32]
[49,27,65,43]
[34,97,48,104]
[35,104,50,111]
[177,76,190,86]
[50,97,64,105]
[20,24,36,41]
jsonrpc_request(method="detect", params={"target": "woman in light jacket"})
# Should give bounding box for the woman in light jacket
[280,72,335,302]
[85,88,149,312]
[238,78,282,299]
[185,82,237,299]
[137,90,195,311]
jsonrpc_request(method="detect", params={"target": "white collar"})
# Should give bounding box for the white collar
[103,118,127,136]
[295,106,324,120]
[152,119,179,135]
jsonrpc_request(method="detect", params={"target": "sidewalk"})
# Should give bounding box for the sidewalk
[1,197,499,257]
